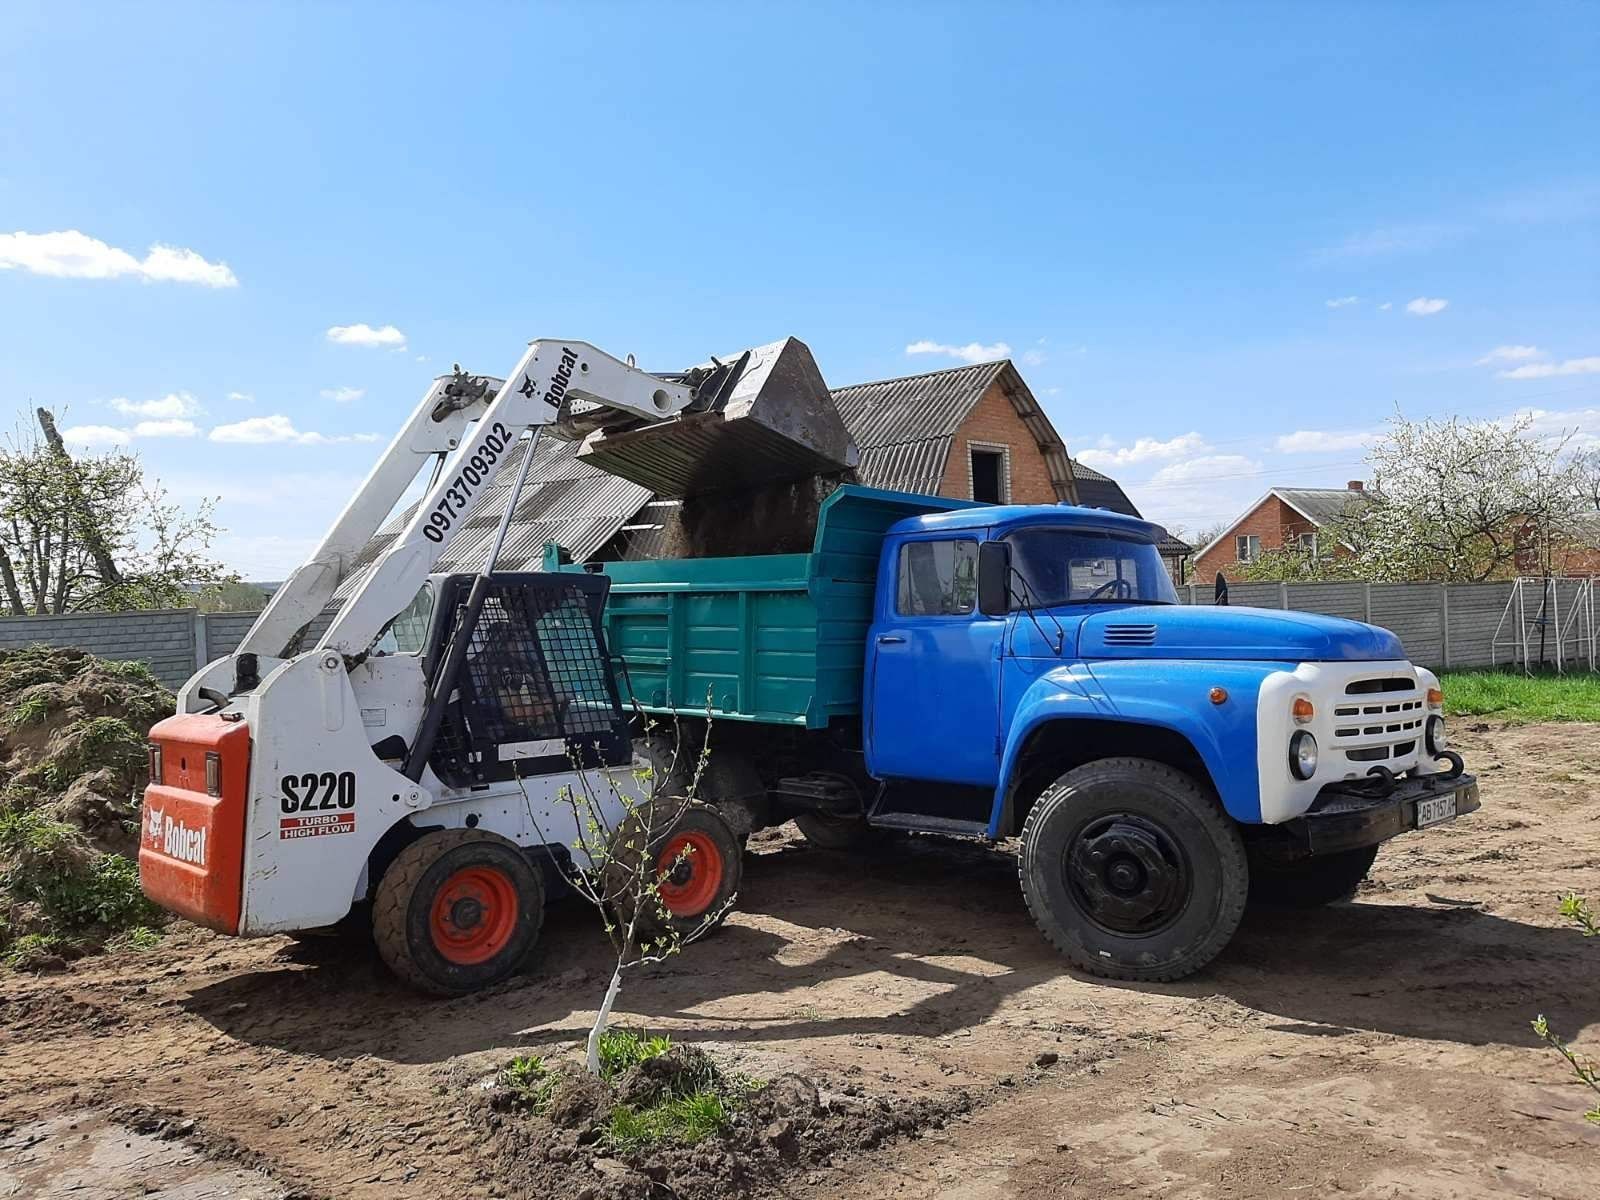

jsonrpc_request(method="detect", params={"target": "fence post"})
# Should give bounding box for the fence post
[192,609,207,674]
[1279,582,1289,610]
[1439,584,1450,669]
[1363,581,1373,624]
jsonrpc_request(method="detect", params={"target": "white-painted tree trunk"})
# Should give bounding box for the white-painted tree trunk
[585,966,624,1076]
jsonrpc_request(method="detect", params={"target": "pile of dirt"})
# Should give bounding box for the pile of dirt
[0,645,174,967]
[477,1045,971,1200]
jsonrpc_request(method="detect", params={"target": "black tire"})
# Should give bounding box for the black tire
[605,801,743,938]
[1019,757,1248,982]
[1247,844,1378,908]
[793,809,882,851]
[372,829,545,996]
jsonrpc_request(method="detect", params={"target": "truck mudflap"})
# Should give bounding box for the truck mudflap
[138,713,251,934]
[1275,769,1480,857]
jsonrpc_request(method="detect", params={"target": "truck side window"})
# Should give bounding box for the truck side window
[896,539,979,616]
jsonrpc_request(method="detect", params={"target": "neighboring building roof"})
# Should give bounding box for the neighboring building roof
[1194,486,1367,562]
[1068,462,1190,558]
[832,359,1077,502]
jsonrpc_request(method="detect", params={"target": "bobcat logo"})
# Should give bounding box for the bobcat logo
[146,806,164,841]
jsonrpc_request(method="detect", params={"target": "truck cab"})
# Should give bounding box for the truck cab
[859,504,1477,979]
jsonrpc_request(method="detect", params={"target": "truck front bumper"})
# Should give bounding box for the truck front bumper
[1275,770,1480,857]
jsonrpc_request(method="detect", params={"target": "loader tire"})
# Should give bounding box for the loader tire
[605,801,743,940]
[1019,757,1248,983]
[1247,844,1379,909]
[373,829,544,996]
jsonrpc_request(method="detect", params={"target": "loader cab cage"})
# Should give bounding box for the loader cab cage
[423,572,631,787]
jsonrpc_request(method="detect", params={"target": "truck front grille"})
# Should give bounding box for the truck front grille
[1331,673,1423,766]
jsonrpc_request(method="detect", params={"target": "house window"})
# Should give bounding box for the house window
[1236,534,1261,563]
[896,539,979,616]
[969,444,1010,504]
[1297,531,1318,557]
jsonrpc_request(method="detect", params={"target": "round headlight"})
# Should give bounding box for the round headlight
[1426,714,1448,755]
[1289,730,1318,780]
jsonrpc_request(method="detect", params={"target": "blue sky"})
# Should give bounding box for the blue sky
[2,3,1596,576]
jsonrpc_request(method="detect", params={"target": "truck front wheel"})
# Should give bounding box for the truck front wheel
[372,829,546,996]
[1247,845,1378,908]
[1019,758,1248,982]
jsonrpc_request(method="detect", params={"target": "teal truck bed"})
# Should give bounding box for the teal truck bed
[546,485,970,728]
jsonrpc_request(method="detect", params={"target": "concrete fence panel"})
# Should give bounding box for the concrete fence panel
[0,609,197,688]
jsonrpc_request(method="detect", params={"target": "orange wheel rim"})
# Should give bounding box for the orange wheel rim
[429,865,519,965]
[656,831,724,918]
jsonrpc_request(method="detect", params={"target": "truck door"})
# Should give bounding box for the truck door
[867,536,1005,786]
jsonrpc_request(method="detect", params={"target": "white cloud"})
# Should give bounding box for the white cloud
[1378,302,1392,311]
[1146,454,1264,488]
[1405,297,1449,316]
[1310,223,1462,263]
[1274,428,1375,453]
[110,391,202,419]
[1021,349,1047,366]
[0,229,237,287]
[327,323,406,350]
[320,386,365,403]
[905,339,1012,363]
[61,424,132,447]
[1076,431,1209,469]
[1504,406,1600,453]
[1498,356,1600,380]
[1325,296,1360,308]
[1476,345,1543,365]
[208,414,380,445]
[131,418,200,438]
[227,391,254,403]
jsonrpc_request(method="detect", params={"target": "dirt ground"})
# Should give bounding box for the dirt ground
[3,720,1599,1199]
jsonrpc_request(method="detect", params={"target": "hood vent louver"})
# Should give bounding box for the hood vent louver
[1102,623,1158,647]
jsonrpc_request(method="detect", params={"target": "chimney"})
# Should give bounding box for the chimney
[1347,480,1364,492]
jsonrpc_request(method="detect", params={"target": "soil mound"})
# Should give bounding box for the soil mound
[0,645,173,966]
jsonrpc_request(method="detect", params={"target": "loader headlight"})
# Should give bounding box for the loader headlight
[1425,715,1448,756]
[1289,731,1318,780]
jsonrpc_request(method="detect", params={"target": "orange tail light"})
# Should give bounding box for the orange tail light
[139,713,251,934]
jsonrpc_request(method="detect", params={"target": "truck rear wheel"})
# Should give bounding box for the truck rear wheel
[1018,757,1248,982]
[1247,845,1378,908]
[794,809,881,850]
[373,829,545,996]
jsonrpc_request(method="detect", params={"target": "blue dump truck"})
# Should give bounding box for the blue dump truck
[554,484,1479,981]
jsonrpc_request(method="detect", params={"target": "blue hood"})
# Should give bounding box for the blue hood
[1075,605,1404,662]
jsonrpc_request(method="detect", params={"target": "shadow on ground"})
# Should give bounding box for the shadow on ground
[184,831,1597,1066]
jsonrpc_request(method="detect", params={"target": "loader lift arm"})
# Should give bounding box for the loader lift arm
[236,340,697,664]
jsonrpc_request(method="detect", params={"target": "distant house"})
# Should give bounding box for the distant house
[1193,483,1367,582]
[1067,462,1193,583]
[343,358,1182,584]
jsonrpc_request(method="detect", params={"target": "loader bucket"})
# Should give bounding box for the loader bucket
[576,336,859,499]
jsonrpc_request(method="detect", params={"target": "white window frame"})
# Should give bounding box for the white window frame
[968,441,1012,504]
[1297,531,1318,557]
[1236,534,1261,563]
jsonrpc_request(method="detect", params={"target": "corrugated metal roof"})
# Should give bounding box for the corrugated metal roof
[1276,487,1367,527]
[833,361,1007,446]
[856,436,952,494]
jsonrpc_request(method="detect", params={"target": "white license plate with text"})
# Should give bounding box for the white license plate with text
[1416,794,1458,829]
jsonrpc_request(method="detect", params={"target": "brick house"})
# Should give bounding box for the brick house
[1193,483,1366,583]
[353,357,1185,579]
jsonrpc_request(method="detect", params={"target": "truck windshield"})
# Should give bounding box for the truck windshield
[1005,527,1178,607]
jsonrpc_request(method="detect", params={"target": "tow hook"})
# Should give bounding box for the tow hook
[1434,749,1465,780]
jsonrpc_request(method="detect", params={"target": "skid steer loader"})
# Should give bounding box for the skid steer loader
[138,336,855,994]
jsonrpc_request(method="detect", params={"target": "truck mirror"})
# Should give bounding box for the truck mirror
[1214,572,1229,606]
[979,542,1011,616]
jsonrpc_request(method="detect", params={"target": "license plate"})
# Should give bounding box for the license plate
[1416,794,1458,829]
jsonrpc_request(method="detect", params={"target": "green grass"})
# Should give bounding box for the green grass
[595,1028,673,1079]
[499,1054,560,1112]
[1440,670,1600,723]
[603,1091,730,1151]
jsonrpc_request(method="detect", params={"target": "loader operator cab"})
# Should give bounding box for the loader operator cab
[381,571,633,789]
